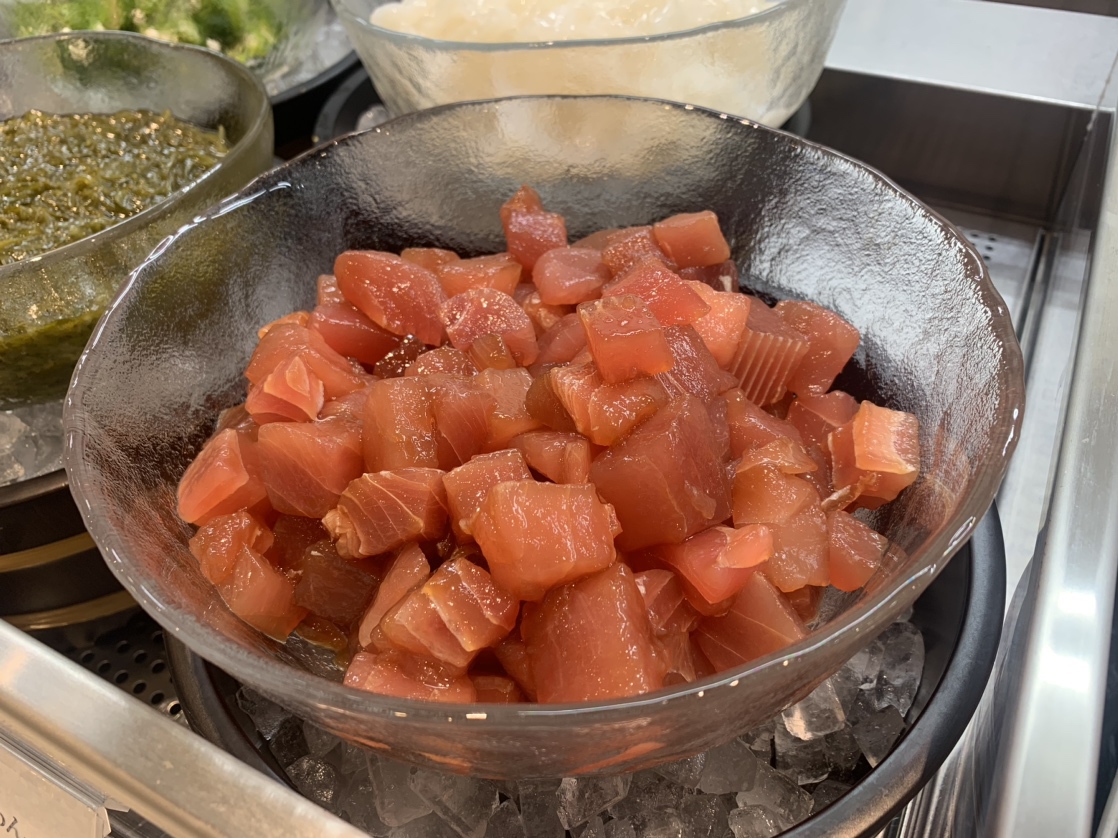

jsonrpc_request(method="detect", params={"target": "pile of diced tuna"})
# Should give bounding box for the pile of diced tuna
[177,187,920,706]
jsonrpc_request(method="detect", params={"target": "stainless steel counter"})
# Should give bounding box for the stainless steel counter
[2,2,1117,836]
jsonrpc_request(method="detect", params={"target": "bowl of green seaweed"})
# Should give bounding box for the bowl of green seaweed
[0,30,273,407]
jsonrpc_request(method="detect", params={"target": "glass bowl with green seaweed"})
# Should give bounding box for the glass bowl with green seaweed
[0,31,273,408]
[0,0,352,98]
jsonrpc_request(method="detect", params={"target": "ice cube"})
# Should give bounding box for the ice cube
[680,794,729,838]
[516,779,565,838]
[407,768,498,838]
[339,741,371,775]
[727,805,782,838]
[288,755,341,814]
[0,401,65,487]
[830,641,884,715]
[654,753,707,789]
[339,766,392,836]
[873,622,924,717]
[487,799,527,838]
[268,716,310,768]
[697,739,760,795]
[371,757,433,826]
[810,778,852,811]
[605,818,638,838]
[849,692,906,768]
[781,679,845,740]
[740,724,774,763]
[389,812,461,838]
[236,687,290,739]
[822,725,863,779]
[557,776,632,829]
[609,772,687,820]
[0,412,31,485]
[773,721,829,785]
[578,816,607,838]
[303,722,339,759]
[629,808,689,838]
[735,759,813,825]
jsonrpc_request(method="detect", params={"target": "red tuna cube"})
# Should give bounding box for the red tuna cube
[442,449,533,541]
[829,401,920,508]
[334,250,448,346]
[424,557,519,651]
[533,247,611,305]
[363,377,438,471]
[401,247,460,273]
[776,300,860,395]
[686,282,751,368]
[694,572,806,672]
[324,468,448,558]
[440,287,539,366]
[578,295,675,383]
[509,430,592,484]
[356,544,431,649]
[436,253,522,298]
[189,510,274,585]
[654,525,774,614]
[218,546,307,640]
[344,649,476,702]
[255,418,364,518]
[604,256,710,326]
[828,510,889,592]
[177,428,268,526]
[245,355,325,424]
[652,211,732,269]
[655,324,737,404]
[308,301,401,367]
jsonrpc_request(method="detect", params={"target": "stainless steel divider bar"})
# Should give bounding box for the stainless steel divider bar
[0,619,366,838]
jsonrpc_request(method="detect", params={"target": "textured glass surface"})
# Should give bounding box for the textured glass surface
[0,31,274,408]
[65,96,1024,779]
[332,0,844,126]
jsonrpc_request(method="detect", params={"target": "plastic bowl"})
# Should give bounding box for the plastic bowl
[64,95,1024,779]
[330,0,845,125]
[0,31,274,408]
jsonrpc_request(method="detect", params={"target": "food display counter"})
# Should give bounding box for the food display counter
[1,0,1117,836]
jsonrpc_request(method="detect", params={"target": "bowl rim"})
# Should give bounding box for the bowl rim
[331,0,807,51]
[65,93,1025,731]
[0,30,271,284]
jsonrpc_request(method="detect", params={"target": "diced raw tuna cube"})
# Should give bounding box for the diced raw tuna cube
[732,464,817,528]
[632,569,701,636]
[694,572,806,672]
[686,282,751,368]
[256,418,364,518]
[655,525,773,614]
[401,247,460,272]
[466,333,518,371]
[424,557,519,651]
[474,368,542,449]
[246,324,367,400]
[257,311,310,338]
[324,468,448,558]
[381,586,474,670]
[494,634,537,699]
[652,211,731,268]
[515,284,572,334]
[730,300,810,405]
[317,274,344,305]
[189,510,274,585]
[776,300,860,395]
[344,649,476,702]
[656,631,713,686]
[269,515,328,571]
[680,260,739,293]
[590,395,732,551]
[405,346,477,378]
[362,377,438,471]
[533,247,611,305]
[525,563,663,703]
[601,226,672,276]
[442,449,533,541]
[524,369,578,432]
[656,324,737,403]
[586,376,671,446]
[578,295,675,383]
[604,256,710,326]
[549,360,601,435]
[736,436,818,476]
[428,375,497,469]
[245,355,325,424]
[509,430,591,484]
[500,186,568,270]
[472,480,618,601]
[787,391,858,455]
[439,287,539,366]
[723,388,806,459]
[308,301,401,367]
[177,428,268,526]
[334,250,448,346]
[829,402,920,508]
[294,541,380,627]
[319,378,376,422]
[436,253,522,297]
[536,312,589,366]
[768,502,830,591]
[471,675,524,703]
[828,509,888,591]
[217,546,307,640]
[374,336,428,379]
[356,544,430,648]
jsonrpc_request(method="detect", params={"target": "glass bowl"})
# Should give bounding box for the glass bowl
[0,31,274,408]
[64,95,1024,779]
[330,0,845,125]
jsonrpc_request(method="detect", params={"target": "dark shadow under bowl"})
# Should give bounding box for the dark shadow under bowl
[64,95,1023,778]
